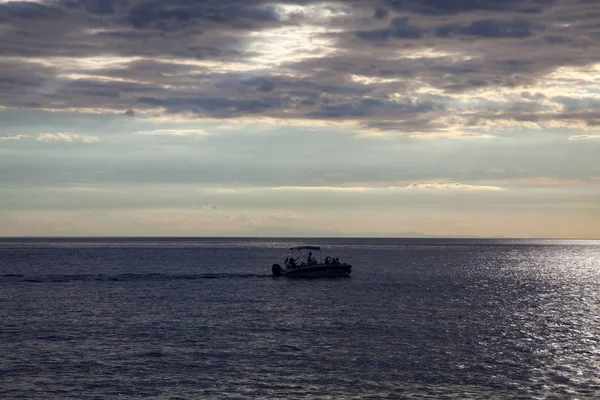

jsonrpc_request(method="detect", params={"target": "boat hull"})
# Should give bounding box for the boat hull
[278,264,351,278]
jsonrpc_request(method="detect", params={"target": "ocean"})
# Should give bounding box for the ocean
[1,238,599,399]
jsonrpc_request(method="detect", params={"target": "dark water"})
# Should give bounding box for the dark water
[1,238,599,399]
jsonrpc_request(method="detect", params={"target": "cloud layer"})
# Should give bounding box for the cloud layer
[1,0,599,237]
[1,132,99,142]
[1,0,600,136]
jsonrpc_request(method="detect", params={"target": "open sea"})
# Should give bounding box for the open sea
[1,237,599,399]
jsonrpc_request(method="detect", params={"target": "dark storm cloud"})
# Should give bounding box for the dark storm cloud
[307,98,440,119]
[435,19,535,38]
[373,7,389,20]
[2,0,600,133]
[138,95,278,117]
[83,0,116,15]
[0,58,56,92]
[0,1,63,21]
[356,17,424,40]
[379,0,556,15]
[126,1,281,30]
[243,77,275,93]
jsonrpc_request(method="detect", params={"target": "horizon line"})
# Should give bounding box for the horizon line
[0,236,598,240]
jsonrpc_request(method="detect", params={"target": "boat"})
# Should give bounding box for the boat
[271,245,352,278]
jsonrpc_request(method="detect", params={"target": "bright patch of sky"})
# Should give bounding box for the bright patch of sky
[246,25,337,69]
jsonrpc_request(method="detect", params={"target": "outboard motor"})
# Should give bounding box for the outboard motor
[272,263,282,276]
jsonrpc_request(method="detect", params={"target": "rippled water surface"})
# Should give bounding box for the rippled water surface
[1,238,599,399]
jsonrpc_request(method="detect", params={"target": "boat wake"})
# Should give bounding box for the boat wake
[1,272,270,283]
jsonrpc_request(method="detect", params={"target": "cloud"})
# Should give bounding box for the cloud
[380,0,554,15]
[0,0,600,136]
[505,177,600,186]
[356,17,424,41]
[568,134,600,140]
[0,0,62,20]
[406,182,503,191]
[36,133,99,142]
[262,212,306,221]
[214,188,245,194]
[271,186,368,192]
[373,8,388,20]
[126,1,281,30]
[1,132,99,142]
[435,19,535,38]
[136,129,206,136]
[0,134,31,140]
[84,0,115,15]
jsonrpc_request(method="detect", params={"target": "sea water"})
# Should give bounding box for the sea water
[1,238,599,399]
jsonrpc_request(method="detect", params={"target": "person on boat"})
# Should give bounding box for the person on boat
[325,256,331,264]
[307,252,317,265]
[288,257,296,267]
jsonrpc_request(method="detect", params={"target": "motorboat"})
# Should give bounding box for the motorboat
[271,245,352,278]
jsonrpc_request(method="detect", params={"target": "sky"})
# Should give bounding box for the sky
[0,0,599,238]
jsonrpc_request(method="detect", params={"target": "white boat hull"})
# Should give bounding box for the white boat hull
[272,263,351,278]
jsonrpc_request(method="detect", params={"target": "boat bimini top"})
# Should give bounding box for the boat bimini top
[289,245,321,251]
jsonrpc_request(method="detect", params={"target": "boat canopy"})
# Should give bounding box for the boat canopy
[290,245,321,251]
